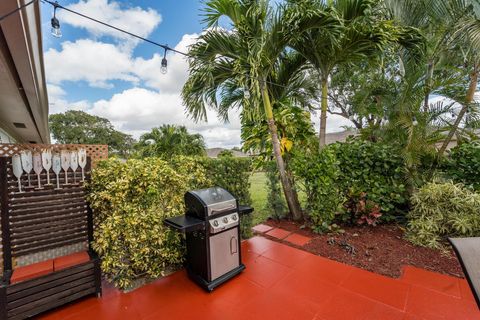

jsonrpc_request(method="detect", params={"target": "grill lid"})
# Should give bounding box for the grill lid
[190,187,235,206]
[185,187,237,218]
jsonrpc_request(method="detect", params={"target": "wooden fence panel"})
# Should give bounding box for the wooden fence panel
[0,144,107,273]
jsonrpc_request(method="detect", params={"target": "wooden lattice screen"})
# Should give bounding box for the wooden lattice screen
[0,144,108,274]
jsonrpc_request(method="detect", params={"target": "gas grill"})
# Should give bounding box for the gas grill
[164,187,253,291]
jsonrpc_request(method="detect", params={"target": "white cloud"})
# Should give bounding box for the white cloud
[47,83,66,99]
[48,82,91,114]
[59,0,161,47]
[44,30,244,147]
[133,34,197,93]
[88,87,242,148]
[44,33,197,91]
[44,39,138,87]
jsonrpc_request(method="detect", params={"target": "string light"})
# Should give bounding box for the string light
[39,1,301,88]
[0,0,343,92]
[244,88,251,99]
[50,1,61,38]
[161,48,168,74]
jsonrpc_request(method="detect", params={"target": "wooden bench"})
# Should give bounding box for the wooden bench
[449,237,480,309]
[0,157,102,319]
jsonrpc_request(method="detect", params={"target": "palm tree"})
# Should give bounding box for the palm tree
[385,0,480,156]
[290,0,411,147]
[438,6,480,155]
[136,125,206,158]
[182,0,339,220]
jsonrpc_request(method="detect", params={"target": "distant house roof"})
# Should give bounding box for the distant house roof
[206,148,249,158]
[325,130,358,145]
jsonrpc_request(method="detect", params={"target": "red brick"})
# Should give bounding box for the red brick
[284,233,312,246]
[252,224,273,233]
[265,228,291,240]
[401,265,461,298]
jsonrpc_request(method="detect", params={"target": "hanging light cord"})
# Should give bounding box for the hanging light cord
[39,1,295,90]
[1,0,309,91]
[41,0,186,56]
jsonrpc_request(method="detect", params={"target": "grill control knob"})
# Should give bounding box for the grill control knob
[223,217,229,223]
[213,220,219,227]
[232,214,237,221]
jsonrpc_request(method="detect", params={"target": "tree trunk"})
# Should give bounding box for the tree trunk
[351,119,362,129]
[261,85,303,221]
[424,60,434,113]
[319,78,328,148]
[438,64,478,157]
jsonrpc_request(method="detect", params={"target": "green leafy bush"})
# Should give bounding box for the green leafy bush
[168,155,212,190]
[87,158,210,289]
[293,148,345,232]
[343,190,382,226]
[200,156,253,238]
[292,139,407,231]
[330,139,407,219]
[444,142,480,190]
[407,182,480,248]
[88,156,253,289]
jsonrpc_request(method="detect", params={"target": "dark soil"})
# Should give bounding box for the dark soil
[263,219,464,279]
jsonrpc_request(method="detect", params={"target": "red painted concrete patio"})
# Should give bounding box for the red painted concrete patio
[39,236,480,320]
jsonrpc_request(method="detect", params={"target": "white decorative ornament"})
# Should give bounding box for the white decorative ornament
[42,149,52,185]
[70,151,79,183]
[12,154,23,192]
[20,150,33,187]
[60,150,70,185]
[52,153,61,189]
[33,152,43,189]
[78,148,87,182]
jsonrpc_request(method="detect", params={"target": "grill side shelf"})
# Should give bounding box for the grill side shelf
[164,215,205,233]
[238,205,254,215]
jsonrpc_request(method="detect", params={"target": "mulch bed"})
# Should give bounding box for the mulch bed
[263,219,464,279]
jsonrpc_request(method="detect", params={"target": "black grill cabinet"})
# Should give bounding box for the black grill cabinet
[165,187,253,291]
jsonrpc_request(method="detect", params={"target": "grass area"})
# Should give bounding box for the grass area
[249,172,270,225]
[248,171,308,226]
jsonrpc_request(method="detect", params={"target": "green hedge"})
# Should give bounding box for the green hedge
[292,139,408,232]
[292,148,345,232]
[330,139,407,218]
[199,156,253,238]
[88,156,252,289]
[87,158,208,289]
[407,182,480,248]
[444,142,480,190]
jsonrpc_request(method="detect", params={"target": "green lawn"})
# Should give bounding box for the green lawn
[249,172,270,225]
[248,171,307,226]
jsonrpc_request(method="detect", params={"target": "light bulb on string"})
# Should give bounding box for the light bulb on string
[244,88,251,99]
[161,47,168,74]
[51,2,61,38]
[412,116,418,126]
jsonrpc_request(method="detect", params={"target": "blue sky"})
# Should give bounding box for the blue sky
[41,0,350,148]
[42,0,201,101]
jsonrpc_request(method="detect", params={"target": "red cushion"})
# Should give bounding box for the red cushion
[11,260,54,284]
[54,251,90,271]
